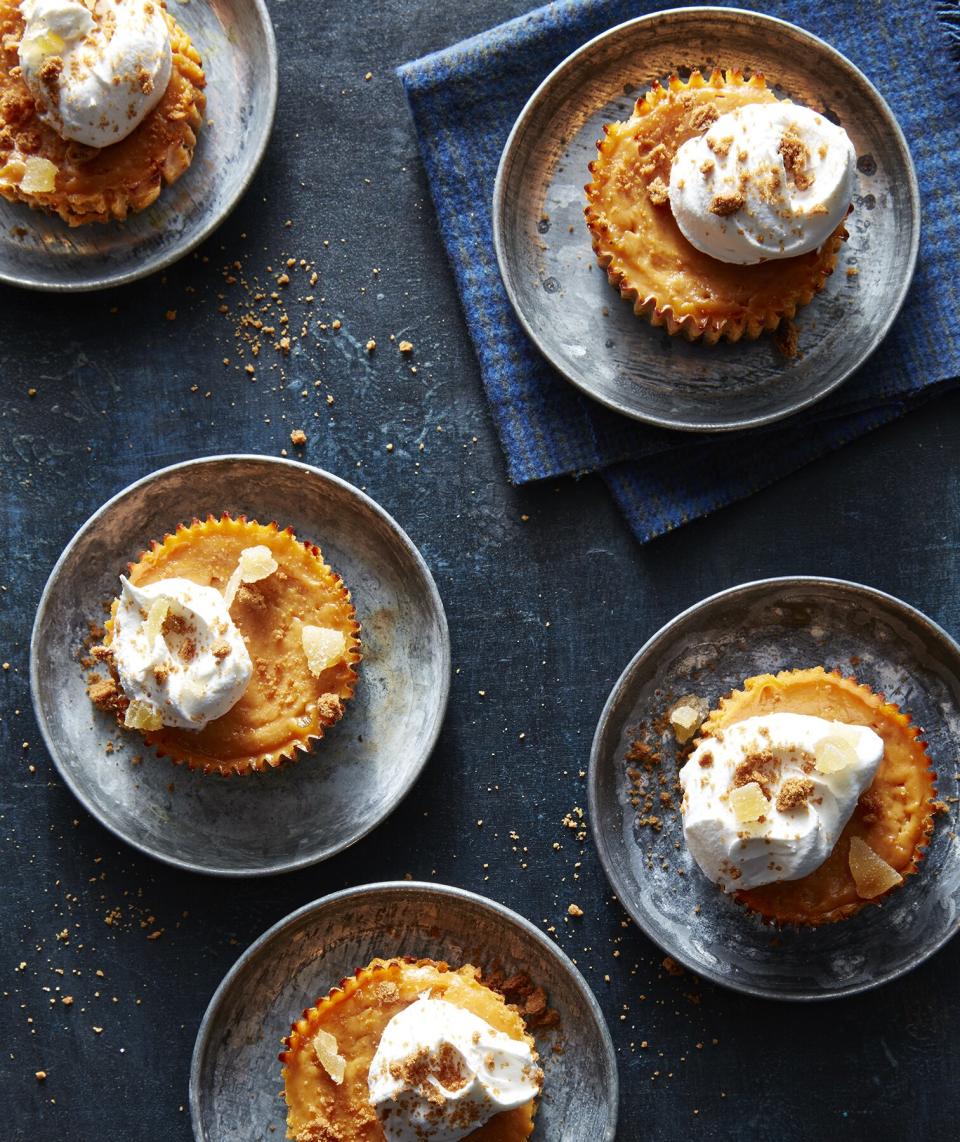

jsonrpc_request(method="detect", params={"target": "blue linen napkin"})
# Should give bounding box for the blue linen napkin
[399,0,960,542]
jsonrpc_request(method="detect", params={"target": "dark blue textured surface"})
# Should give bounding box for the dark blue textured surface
[4,3,960,1138]
[399,0,960,542]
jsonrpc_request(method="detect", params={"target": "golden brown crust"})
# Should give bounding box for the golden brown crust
[695,667,936,925]
[0,0,205,225]
[584,69,847,344]
[90,513,361,777]
[280,958,539,1142]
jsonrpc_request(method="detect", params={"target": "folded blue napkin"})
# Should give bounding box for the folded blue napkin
[399,0,960,542]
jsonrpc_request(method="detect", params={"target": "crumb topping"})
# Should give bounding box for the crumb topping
[647,175,669,206]
[709,191,744,217]
[730,751,781,799]
[388,1043,469,1102]
[689,104,719,132]
[778,128,814,191]
[706,133,733,158]
[775,777,815,812]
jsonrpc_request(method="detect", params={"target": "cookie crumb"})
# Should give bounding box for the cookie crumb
[774,318,800,359]
[709,191,744,216]
[776,777,814,812]
[647,176,669,206]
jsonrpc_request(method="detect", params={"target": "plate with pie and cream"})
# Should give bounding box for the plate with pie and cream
[0,0,276,289]
[30,455,450,875]
[190,883,618,1141]
[589,577,960,999]
[493,7,919,431]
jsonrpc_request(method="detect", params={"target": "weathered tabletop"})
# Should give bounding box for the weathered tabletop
[2,1,959,1138]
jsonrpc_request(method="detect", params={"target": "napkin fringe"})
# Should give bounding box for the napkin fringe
[940,2,960,57]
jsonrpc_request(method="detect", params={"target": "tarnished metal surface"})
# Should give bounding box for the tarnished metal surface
[494,8,919,430]
[0,0,277,291]
[190,883,618,1141]
[590,577,960,999]
[31,456,451,875]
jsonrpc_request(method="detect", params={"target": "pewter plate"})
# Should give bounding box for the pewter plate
[589,578,960,1000]
[30,456,450,876]
[0,0,277,291]
[190,882,619,1141]
[493,7,919,431]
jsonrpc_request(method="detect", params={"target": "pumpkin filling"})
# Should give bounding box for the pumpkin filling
[86,515,360,776]
[585,69,848,344]
[281,959,543,1142]
[680,667,935,925]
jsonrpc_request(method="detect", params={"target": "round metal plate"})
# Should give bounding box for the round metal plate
[30,455,450,876]
[189,882,618,1141]
[0,0,277,291]
[589,578,960,1000]
[493,7,919,431]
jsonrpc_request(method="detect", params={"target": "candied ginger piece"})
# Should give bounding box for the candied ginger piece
[729,781,768,823]
[144,598,170,646]
[124,699,163,732]
[20,30,65,69]
[301,624,347,676]
[36,31,65,53]
[312,1029,346,1085]
[814,732,860,774]
[668,694,708,744]
[20,157,58,194]
[224,545,278,607]
[848,836,903,899]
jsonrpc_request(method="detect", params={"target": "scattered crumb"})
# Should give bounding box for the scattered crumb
[774,318,800,359]
[647,176,669,206]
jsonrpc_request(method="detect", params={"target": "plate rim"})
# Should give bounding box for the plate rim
[187,880,620,1142]
[29,453,452,877]
[491,5,921,433]
[587,574,960,1001]
[0,0,279,293]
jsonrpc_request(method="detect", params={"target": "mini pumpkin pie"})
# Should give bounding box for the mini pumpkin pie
[86,514,360,776]
[0,0,205,225]
[678,667,935,925]
[281,957,544,1142]
[585,69,855,343]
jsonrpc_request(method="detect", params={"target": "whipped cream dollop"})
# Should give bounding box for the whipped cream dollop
[112,576,252,731]
[367,994,542,1142]
[669,102,856,264]
[18,0,172,148]
[679,712,884,891]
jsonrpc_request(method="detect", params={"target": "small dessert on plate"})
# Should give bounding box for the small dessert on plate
[86,514,360,776]
[281,957,544,1141]
[678,667,936,924]
[0,0,206,225]
[585,69,856,343]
